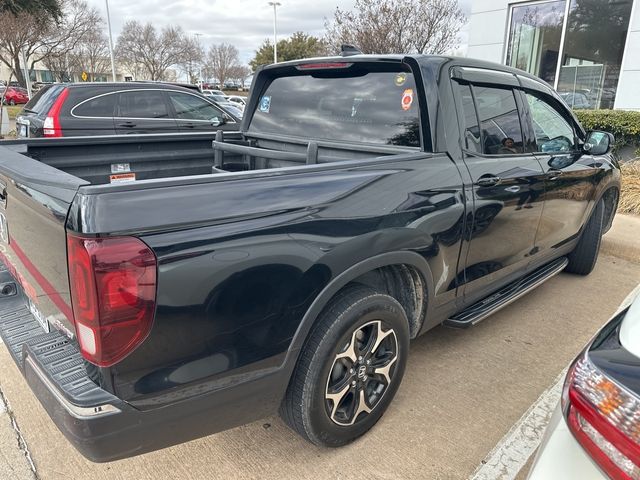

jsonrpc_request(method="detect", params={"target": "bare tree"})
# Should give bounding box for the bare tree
[228,64,251,85]
[73,29,110,81]
[177,36,204,84]
[116,21,188,81]
[205,43,241,87]
[325,0,466,55]
[0,0,101,86]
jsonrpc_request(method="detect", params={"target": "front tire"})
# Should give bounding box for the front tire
[280,285,409,447]
[9,99,15,106]
[566,199,605,275]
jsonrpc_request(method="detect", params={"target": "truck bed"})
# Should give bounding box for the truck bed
[2,131,413,186]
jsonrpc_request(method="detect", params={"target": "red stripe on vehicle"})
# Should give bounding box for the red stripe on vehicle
[8,237,74,321]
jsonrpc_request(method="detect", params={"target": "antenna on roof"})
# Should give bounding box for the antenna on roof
[340,44,362,57]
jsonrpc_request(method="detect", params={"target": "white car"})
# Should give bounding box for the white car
[226,95,246,109]
[528,287,640,480]
[202,89,226,98]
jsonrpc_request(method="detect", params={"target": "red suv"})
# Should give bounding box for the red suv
[2,87,30,105]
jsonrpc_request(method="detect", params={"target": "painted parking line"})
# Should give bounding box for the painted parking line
[469,283,640,480]
[468,370,566,480]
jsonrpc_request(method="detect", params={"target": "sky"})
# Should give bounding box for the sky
[87,0,473,65]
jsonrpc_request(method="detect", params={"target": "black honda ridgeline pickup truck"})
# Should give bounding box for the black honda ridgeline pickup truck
[0,55,620,461]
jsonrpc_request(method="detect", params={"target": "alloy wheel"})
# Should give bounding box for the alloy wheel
[325,320,398,426]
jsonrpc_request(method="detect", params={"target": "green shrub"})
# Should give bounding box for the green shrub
[574,110,640,154]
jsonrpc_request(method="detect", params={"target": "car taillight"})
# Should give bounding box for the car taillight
[43,87,68,137]
[564,354,640,480]
[67,234,157,367]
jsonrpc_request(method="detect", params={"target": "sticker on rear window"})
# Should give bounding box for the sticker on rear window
[259,96,271,113]
[394,73,407,86]
[401,89,414,111]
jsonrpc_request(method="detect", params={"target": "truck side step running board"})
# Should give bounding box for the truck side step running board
[444,257,569,329]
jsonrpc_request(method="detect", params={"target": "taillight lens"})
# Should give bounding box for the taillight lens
[43,87,68,137]
[565,354,640,480]
[67,234,157,367]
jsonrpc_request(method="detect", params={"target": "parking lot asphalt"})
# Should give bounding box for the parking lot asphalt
[0,251,637,480]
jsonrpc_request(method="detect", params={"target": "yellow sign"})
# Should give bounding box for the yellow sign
[81,71,88,82]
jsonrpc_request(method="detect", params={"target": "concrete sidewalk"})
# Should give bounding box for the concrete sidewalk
[601,214,640,263]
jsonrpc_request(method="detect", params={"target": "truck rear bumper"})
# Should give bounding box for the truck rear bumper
[0,284,287,462]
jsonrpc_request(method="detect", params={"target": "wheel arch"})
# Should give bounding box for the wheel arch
[598,185,619,234]
[282,251,435,373]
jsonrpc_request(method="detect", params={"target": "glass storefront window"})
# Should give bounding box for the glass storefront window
[506,0,633,110]
[557,0,633,109]
[506,0,566,85]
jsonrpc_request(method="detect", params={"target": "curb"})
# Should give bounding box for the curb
[601,214,640,264]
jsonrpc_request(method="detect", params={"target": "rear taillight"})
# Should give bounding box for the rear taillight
[564,354,640,480]
[67,234,157,367]
[43,87,69,137]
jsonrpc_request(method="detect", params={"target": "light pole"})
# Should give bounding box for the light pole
[268,2,281,63]
[105,0,117,81]
[195,33,204,87]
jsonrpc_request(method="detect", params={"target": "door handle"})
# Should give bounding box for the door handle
[475,176,501,187]
[118,122,136,128]
[547,170,564,181]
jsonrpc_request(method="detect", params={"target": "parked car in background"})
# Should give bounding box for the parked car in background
[204,93,244,118]
[202,89,226,97]
[2,86,29,105]
[226,95,246,109]
[15,82,240,137]
[528,286,640,480]
[560,92,592,110]
[32,81,53,93]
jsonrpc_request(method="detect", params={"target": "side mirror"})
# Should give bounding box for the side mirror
[584,131,614,155]
[211,116,226,128]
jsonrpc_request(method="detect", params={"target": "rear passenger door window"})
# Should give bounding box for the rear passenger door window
[114,90,177,134]
[525,93,576,153]
[472,86,524,155]
[117,90,169,119]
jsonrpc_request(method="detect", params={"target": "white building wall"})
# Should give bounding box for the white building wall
[466,0,513,63]
[614,0,640,110]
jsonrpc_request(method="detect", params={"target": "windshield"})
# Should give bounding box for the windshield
[249,65,421,148]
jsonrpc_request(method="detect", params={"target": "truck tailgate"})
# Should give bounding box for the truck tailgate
[0,144,87,337]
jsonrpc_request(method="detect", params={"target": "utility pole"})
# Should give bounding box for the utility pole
[20,49,31,97]
[268,2,281,63]
[195,33,204,87]
[105,0,117,81]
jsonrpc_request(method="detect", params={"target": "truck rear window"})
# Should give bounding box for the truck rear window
[249,67,421,148]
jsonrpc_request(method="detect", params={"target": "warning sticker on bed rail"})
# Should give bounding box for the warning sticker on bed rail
[110,172,136,183]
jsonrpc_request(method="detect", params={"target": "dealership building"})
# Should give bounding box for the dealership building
[467,0,640,110]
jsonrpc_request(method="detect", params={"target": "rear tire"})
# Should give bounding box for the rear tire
[565,200,605,275]
[280,285,409,447]
[9,99,15,106]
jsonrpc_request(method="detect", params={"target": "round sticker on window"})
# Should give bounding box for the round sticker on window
[401,89,414,111]
[394,73,407,86]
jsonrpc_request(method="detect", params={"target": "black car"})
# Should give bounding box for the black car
[0,54,620,461]
[15,82,240,138]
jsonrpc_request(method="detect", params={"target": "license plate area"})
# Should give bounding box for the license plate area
[28,299,50,333]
